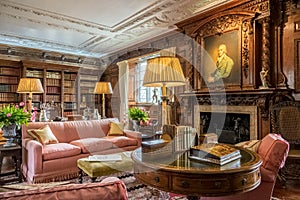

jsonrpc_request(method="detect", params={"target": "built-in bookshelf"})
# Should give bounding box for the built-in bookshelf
[0,60,21,108]
[46,70,61,103]
[25,67,44,107]
[22,60,80,118]
[79,68,100,114]
[0,59,105,119]
[63,71,78,116]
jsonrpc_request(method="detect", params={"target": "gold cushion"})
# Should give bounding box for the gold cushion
[107,122,125,136]
[27,125,59,145]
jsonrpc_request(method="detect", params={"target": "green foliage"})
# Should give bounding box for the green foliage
[0,103,31,128]
[128,107,149,122]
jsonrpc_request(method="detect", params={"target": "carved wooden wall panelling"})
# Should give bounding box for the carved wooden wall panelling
[190,12,257,90]
[283,0,300,96]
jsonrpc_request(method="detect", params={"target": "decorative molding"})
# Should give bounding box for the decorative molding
[0,0,230,57]
[242,20,251,78]
[240,0,270,13]
[193,93,271,120]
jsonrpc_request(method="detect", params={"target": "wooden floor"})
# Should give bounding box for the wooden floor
[273,180,300,200]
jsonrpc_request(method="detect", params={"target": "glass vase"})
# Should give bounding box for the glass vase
[132,120,141,132]
[2,123,17,147]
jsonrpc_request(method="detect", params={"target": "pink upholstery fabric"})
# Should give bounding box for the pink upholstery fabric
[124,129,142,147]
[21,118,141,183]
[105,136,138,148]
[0,178,128,200]
[42,143,81,160]
[200,134,289,200]
[70,138,113,153]
[258,133,289,170]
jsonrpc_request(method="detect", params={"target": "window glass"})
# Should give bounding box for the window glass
[137,59,161,103]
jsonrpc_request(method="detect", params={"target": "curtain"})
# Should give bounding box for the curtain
[117,60,129,128]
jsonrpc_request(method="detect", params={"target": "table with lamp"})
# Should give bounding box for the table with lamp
[141,56,186,148]
[0,78,44,184]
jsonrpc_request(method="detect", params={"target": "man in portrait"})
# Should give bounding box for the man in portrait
[208,44,234,83]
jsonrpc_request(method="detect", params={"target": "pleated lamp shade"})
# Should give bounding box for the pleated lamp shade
[93,82,113,94]
[143,57,186,87]
[17,78,44,93]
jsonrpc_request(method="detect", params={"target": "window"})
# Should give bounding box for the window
[136,58,161,103]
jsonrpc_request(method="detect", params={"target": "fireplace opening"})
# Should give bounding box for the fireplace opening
[200,112,250,144]
[194,105,258,145]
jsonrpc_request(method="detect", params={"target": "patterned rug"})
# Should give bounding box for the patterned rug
[1,172,281,200]
[73,172,187,200]
[0,172,187,200]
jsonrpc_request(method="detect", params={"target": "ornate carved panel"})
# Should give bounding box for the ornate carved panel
[189,12,256,90]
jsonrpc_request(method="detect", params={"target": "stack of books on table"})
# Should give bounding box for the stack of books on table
[189,143,241,165]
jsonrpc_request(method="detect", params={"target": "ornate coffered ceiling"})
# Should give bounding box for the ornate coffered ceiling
[0,0,233,58]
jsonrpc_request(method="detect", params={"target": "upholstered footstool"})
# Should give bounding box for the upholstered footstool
[77,151,133,183]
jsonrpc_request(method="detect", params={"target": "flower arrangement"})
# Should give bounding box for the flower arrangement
[0,102,31,128]
[128,107,149,123]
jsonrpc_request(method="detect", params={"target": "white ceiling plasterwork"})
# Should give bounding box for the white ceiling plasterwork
[0,0,232,58]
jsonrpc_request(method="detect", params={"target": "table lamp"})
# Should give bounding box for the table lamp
[93,82,113,118]
[143,56,185,125]
[17,78,44,113]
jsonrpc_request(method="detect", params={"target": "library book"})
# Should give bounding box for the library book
[189,143,241,165]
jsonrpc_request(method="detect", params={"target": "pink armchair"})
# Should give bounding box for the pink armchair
[201,133,289,200]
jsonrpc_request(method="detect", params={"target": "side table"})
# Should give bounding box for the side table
[0,144,22,184]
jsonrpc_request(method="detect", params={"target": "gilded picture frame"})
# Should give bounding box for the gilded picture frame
[202,30,241,87]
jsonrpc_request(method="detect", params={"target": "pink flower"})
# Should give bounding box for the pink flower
[15,105,19,108]
[19,102,25,107]
[6,113,12,117]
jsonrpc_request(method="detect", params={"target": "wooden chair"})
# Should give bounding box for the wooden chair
[270,101,300,185]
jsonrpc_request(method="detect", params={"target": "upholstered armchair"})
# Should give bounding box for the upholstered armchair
[200,133,289,200]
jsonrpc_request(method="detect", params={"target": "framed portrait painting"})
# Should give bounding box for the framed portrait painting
[202,30,241,87]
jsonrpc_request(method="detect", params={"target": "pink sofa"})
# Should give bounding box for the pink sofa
[0,177,128,200]
[21,118,141,183]
[201,133,289,200]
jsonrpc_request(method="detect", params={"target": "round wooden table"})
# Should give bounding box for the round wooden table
[131,146,262,199]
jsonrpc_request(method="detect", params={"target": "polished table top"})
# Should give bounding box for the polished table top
[132,145,262,197]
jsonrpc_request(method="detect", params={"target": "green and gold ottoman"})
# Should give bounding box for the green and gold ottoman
[77,151,133,183]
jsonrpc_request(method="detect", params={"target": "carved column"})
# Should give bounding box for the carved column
[261,17,271,82]
[276,0,288,88]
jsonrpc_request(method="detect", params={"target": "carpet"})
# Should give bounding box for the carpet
[73,172,188,200]
[0,172,187,200]
[1,173,281,200]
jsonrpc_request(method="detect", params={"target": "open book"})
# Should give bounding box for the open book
[189,143,241,165]
[88,154,122,162]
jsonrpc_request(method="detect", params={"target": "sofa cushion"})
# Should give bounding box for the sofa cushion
[108,122,125,136]
[70,138,113,153]
[43,143,81,160]
[27,125,59,145]
[105,136,138,148]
